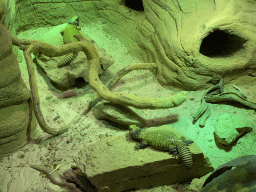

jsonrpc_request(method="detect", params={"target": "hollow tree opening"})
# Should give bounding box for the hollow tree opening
[125,0,144,11]
[200,30,247,58]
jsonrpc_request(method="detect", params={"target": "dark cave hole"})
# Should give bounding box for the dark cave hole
[73,77,87,88]
[125,0,144,11]
[200,30,247,57]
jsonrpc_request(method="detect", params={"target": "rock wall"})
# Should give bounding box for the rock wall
[8,0,256,90]
[13,0,144,61]
[0,0,16,33]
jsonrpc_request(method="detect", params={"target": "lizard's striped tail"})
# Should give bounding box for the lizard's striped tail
[176,142,193,168]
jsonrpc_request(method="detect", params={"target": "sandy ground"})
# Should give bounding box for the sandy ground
[0,21,256,192]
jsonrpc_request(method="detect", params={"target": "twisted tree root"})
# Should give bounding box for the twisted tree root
[84,62,159,114]
[73,35,188,113]
[14,35,187,136]
[87,55,187,109]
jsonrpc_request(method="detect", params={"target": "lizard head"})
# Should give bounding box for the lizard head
[129,124,138,132]
[68,16,79,26]
[129,125,141,139]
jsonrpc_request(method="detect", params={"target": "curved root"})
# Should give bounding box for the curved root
[17,35,186,135]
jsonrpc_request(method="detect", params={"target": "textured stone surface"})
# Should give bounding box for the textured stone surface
[214,113,253,145]
[35,23,114,88]
[200,155,256,192]
[189,173,211,192]
[0,23,36,159]
[74,126,214,192]
[14,0,256,90]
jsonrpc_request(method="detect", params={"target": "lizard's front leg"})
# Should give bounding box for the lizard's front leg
[181,136,194,145]
[135,141,148,150]
[169,146,178,158]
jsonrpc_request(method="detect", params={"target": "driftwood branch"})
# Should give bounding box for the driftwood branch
[14,35,187,135]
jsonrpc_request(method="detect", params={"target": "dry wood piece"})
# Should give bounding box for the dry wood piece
[14,34,187,135]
